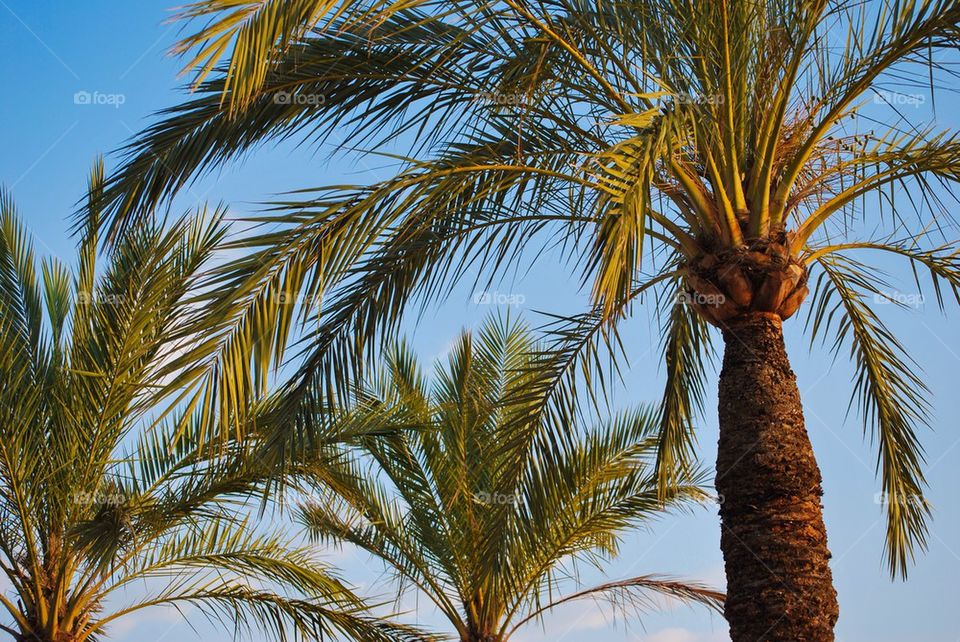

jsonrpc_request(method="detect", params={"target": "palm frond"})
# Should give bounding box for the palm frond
[807,255,931,577]
[505,574,723,639]
[653,279,713,495]
[173,0,417,111]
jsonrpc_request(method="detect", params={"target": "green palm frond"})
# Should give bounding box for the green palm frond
[92,581,429,642]
[653,279,714,495]
[155,142,596,443]
[0,192,46,366]
[0,178,423,642]
[807,254,933,577]
[301,316,717,640]
[806,241,960,309]
[794,131,960,249]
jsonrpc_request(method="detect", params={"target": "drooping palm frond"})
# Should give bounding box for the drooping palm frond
[81,514,429,642]
[504,575,724,640]
[805,242,960,576]
[150,134,600,445]
[300,316,719,641]
[807,254,930,577]
[653,278,714,495]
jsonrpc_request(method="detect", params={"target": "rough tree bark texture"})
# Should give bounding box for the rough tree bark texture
[716,312,838,641]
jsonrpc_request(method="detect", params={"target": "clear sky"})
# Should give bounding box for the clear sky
[1,2,959,641]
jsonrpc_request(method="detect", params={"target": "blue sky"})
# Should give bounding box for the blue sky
[1,2,959,641]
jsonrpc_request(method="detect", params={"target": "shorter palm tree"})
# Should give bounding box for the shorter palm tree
[0,172,426,642]
[301,317,723,642]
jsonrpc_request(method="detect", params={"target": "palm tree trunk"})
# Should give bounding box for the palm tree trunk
[716,312,838,641]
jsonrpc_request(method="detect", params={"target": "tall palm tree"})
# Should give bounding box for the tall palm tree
[100,1,960,639]
[0,169,430,642]
[299,316,723,642]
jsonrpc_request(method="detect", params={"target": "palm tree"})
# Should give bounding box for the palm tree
[99,1,960,639]
[0,168,430,642]
[299,316,723,642]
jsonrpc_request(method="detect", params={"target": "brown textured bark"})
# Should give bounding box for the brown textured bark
[716,312,838,641]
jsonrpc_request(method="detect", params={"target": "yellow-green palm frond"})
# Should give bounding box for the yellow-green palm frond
[172,0,417,111]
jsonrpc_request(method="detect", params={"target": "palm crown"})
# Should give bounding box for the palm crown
[0,167,434,642]
[300,316,722,642]
[99,0,960,584]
